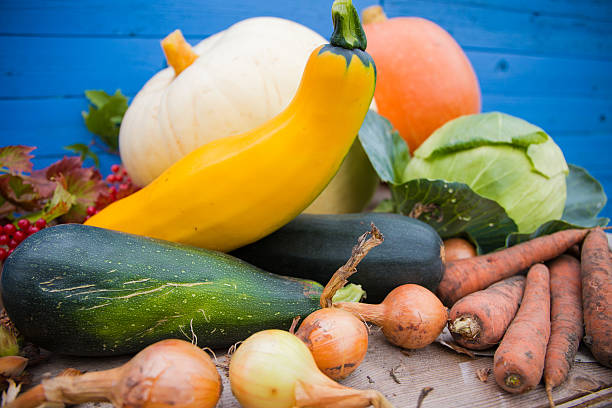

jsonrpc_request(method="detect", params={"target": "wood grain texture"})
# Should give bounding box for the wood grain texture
[24,330,612,407]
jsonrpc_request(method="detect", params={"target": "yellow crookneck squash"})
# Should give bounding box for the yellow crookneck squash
[85,0,376,252]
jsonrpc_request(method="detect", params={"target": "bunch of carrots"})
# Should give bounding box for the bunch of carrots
[441,227,611,406]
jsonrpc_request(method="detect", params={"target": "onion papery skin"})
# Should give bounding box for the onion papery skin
[229,330,335,408]
[115,339,222,408]
[337,284,448,349]
[296,308,368,380]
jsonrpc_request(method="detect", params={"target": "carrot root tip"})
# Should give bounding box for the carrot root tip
[505,374,522,388]
[545,382,556,408]
[449,316,480,339]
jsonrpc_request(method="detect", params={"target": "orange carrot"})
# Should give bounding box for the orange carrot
[448,275,525,350]
[437,228,590,306]
[494,263,551,394]
[581,228,612,368]
[544,255,583,407]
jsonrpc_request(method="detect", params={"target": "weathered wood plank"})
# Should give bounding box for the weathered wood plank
[2,36,612,100]
[24,330,612,408]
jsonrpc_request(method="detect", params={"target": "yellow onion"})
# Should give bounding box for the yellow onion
[229,329,394,408]
[295,308,368,380]
[7,339,221,408]
[336,284,448,349]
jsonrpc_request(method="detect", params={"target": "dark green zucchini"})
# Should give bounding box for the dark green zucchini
[1,224,322,356]
[231,213,445,302]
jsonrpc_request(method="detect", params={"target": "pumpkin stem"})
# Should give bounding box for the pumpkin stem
[330,0,368,51]
[161,29,198,76]
[361,5,388,25]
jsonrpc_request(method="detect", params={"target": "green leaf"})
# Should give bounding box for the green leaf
[82,89,128,152]
[64,143,101,168]
[372,198,394,213]
[415,112,548,158]
[562,164,608,226]
[41,183,75,222]
[390,179,517,253]
[0,146,35,174]
[505,220,576,247]
[358,110,410,185]
[7,175,34,198]
[332,283,366,303]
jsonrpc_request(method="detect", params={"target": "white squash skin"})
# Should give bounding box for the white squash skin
[120,17,379,213]
[120,17,327,186]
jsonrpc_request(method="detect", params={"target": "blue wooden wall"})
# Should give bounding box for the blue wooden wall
[1,0,610,219]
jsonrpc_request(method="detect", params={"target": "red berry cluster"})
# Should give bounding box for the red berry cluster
[89,164,139,220]
[0,218,47,261]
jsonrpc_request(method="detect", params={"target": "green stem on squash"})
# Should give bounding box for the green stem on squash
[330,0,368,51]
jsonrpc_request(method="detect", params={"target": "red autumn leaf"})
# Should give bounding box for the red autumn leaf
[42,157,106,223]
[0,146,35,174]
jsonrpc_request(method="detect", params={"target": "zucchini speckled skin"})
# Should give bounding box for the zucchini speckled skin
[1,224,322,356]
[232,213,445,303]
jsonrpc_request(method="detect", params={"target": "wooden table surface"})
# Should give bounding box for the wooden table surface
[26,328,612,408]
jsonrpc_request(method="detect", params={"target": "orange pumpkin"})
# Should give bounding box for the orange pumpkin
[362,6,481,153]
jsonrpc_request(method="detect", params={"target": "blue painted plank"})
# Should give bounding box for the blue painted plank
[554,133,612,173]
[481,94,612,134]
[0,96,120,171]
[442,0,612,22]
[383,0,612,59]
[0,0,378,40]
[469,51,612,99]
[2,37,612,100]
[2,94,610,153]
[0,97,99,157]
[0,37,165,98]
[1,0,610,59]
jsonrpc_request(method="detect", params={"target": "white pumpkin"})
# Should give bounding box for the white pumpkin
[119,17,378,213]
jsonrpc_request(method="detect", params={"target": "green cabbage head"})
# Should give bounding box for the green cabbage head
[403,112,569,233]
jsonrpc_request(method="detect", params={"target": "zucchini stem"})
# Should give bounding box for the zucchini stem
[330,0,368,50]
